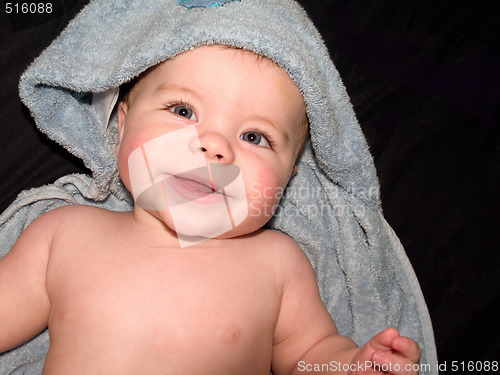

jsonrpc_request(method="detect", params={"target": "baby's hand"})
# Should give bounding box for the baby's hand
[350,328,421,375]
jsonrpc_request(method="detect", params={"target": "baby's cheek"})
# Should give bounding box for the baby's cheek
[246,177,284,220]
[116,133,163,196]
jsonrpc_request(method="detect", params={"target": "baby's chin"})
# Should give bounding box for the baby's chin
[212,217,272,240]
[155,210,267,242]
[174,221,261,240]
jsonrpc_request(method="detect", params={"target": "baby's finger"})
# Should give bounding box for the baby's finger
[371,351,419,375]
[369,327,400,352]
[392,336,421,364]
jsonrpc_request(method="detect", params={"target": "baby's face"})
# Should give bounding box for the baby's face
[116,46,306,244]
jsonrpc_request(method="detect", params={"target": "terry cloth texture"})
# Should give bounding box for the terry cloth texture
[0,0,437,373]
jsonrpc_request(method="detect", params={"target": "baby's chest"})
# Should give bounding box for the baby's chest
[47,248,279,367]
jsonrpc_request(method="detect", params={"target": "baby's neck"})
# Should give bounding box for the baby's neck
[131,206,182,247]
[131,205,232,250]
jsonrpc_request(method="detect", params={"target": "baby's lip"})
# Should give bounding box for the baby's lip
[158,163,241,205]
[162,173,222,205]
[173,163,240,194]
[173,174,215,194]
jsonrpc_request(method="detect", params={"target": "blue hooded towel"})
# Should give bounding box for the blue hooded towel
[0,0,437,373]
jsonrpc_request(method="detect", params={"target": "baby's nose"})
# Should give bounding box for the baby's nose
[197,132,234,163]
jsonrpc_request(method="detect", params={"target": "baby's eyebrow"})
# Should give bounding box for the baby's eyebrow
[249,114,289,142]
[154,83,202,101]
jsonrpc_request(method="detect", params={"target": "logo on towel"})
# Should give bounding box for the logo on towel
[176,0,240,9]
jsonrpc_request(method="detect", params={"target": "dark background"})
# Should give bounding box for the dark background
[1,1,499,373]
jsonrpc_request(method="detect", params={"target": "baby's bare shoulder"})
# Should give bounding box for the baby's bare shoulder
[251,229,312,270]
[42,204,126,224]
[43,204,117,218]
[29,205,129,240]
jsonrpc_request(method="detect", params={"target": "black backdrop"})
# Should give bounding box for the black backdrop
[1,1,499,373]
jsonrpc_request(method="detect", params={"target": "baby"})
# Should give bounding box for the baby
[0,45,420,374]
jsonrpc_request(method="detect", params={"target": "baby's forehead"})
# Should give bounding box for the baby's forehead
[147,45,291,81]
[128,45,305,104]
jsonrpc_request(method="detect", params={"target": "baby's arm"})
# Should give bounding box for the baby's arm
[0,210,55,352]
[271,235,420,375]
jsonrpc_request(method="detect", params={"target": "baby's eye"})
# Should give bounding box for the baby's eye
[240,131,270,147]
[170,105,197,121]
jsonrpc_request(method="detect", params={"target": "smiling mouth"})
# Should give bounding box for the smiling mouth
[168,174,220,201]
[133,160,243,211]
[161,163,241,206]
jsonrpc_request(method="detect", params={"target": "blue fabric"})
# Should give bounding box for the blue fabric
[176,0,240,8]
[0,0,437,373]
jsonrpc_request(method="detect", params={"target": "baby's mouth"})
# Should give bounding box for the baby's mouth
[171,174,216,198]
[163,163,241,205]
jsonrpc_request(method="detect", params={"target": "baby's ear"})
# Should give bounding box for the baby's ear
[116,101,128,155]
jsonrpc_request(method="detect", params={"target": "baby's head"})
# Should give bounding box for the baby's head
[115,45,308,245]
